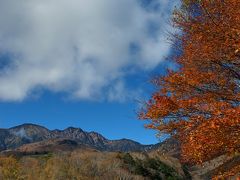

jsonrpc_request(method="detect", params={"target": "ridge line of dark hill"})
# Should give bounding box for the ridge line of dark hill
[0,123,160,152]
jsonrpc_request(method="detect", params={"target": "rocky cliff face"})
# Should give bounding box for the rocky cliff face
[1,124,51,150]
[0,123,153,152]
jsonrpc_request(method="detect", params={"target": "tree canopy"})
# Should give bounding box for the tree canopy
[140,0,240,177]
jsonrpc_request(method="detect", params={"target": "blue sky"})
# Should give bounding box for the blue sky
[0,0,179,144]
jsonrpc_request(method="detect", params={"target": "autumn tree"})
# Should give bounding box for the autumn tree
[140,0,240,177]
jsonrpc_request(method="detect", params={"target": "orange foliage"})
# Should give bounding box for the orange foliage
[213,163,240,179]
[140,0,240,176]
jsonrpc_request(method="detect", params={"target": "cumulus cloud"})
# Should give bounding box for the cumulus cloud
[0,0,177,101]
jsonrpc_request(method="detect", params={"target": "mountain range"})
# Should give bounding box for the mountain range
[0,123,163,154]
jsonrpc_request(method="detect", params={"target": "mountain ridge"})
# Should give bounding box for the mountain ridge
[0,123,158,153]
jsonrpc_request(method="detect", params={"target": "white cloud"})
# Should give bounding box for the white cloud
[0,0,177,101]
[11,128,32,140]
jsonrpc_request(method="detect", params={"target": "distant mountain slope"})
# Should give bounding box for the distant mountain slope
[151,137,180,158]
[0,123,154,152]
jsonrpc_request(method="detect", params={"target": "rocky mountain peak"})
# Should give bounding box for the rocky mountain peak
[10,123,45,129]
[64,127,84,132]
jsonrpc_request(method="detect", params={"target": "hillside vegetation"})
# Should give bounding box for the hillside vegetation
[0,150,188,180]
